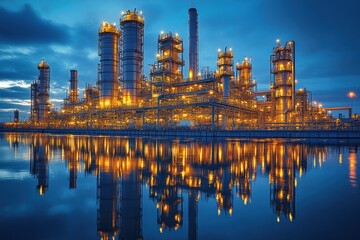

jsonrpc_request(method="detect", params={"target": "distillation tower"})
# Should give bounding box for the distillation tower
[216,48,234,100]
[120,10,144,106]
[151,32,184,97]
[271,40,295,122]
[68,70,79,104]
[98,21,121,108]
[30,60,50,122]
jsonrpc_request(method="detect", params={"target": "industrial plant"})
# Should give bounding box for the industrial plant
[8,8,358,130]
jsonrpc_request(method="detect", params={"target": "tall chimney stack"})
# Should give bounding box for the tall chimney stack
[188,8,198,81]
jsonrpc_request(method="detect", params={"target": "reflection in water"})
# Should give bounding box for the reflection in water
[97,156,119,239]
[349,147,358,188]
[4,133,357,239]
[30,136,49,195]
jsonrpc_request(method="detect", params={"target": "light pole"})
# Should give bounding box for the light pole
[348,91,356,118]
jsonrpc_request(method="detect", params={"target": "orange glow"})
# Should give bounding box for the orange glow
[349,152,357,187]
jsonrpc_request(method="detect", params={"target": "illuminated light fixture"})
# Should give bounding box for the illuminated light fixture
[160,31,164,34]
[140,11,143,15]
[121,11,125,15]
[276,39,281,44]
[218,48,221,52]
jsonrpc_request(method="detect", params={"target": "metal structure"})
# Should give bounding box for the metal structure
[236,56,254,93]
[18,8,348,131]
[99,22,120,107]
[37,60,50,121]
[30,81,39,122]
[216,48,234,99]
[188,8,199,81]
[14,109,19,123]
[151,32,184,97]
[68,70,79,104]
[120,9,144,106]
[271,40,295,122]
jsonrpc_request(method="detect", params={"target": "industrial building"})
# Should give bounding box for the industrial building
[22,8,349,130]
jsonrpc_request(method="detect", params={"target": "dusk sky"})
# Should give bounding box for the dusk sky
[0,0,359,122]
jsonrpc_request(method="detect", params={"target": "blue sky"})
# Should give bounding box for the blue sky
[0,0,359,121]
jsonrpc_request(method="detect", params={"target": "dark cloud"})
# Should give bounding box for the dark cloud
[259,0,360,78]
[0,4,70,45]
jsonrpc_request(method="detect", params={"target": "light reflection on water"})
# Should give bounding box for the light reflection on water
[0,133,359,240]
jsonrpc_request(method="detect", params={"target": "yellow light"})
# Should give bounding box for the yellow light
[39,186,43,195]
[348,91,356,99]
[189,70,193,79]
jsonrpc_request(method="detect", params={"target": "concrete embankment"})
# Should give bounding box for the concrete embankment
[1,128,360,141]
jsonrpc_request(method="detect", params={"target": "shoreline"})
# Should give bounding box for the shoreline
[1,128,360,141]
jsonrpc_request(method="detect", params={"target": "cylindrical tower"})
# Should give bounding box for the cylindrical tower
[236,56,253,92]
[216,48,234,99]
[14,109,19,123]
[120,9,144,106]
[69,70,79,104]
[271,40,295,122]
[37,60,50,121]
[188,8,198,81]
[30,81,39,122]
[150,32,184,96]
[99,21,120,108]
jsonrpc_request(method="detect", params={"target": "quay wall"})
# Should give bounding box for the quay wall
[1,128,360,141]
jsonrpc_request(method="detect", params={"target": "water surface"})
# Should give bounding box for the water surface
[0,133,359,240]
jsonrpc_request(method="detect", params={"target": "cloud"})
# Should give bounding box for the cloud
[50,45,72,55]
[50,98,65,103]
[0,4,70,45]
[0,80,31,89]
[0,98,31,106]
[0,109,19,112]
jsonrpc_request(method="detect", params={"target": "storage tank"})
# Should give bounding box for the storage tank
[37,60,50,121]
[99,21,120,107]
[120,9,144,106]
[188,8,198,81]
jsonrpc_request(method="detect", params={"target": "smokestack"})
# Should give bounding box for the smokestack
[188,8,198,81]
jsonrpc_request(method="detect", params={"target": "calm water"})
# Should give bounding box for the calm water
[0,133,359,240]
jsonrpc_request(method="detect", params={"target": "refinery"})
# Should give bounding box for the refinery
[5,8,359,130]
